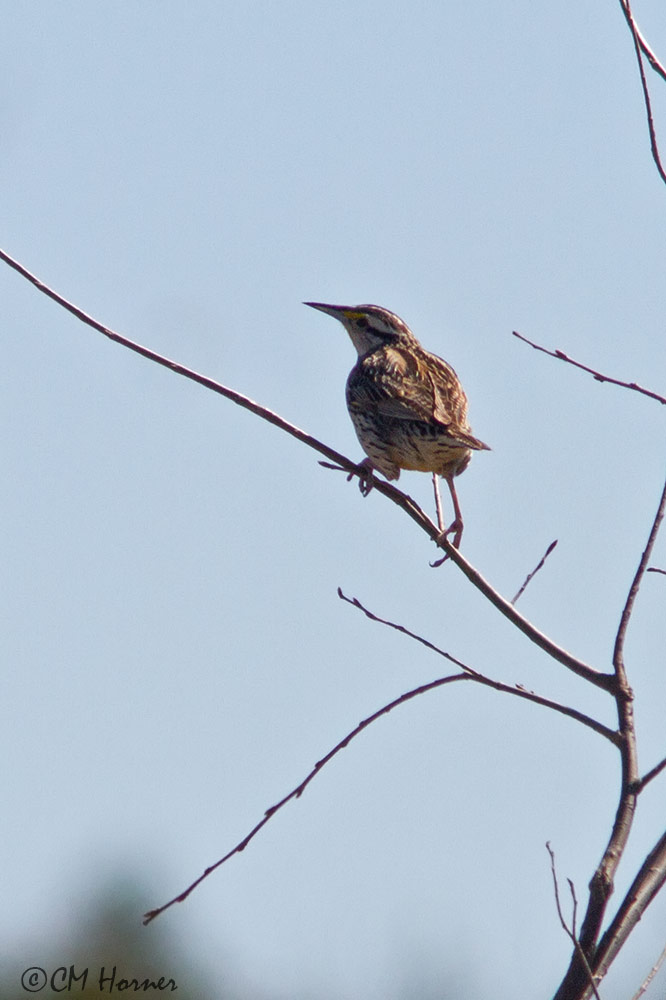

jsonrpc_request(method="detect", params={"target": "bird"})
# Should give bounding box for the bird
[304,302,489,556]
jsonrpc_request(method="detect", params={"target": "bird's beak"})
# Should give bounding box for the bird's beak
[303,301,348,319]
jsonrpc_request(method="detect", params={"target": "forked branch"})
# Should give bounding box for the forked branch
[0,247,612,693]
[553,468,666,999]
[619,0,666,186]
[337,589,618,745]
[515,308,666,1000]
[4,244,666,994]
[618,0,666,83]
[594,830,666,985]
[547,844,602,1000]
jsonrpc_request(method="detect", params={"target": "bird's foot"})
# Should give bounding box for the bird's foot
[319,457,376,496]
[430,520,463,568]
[348,458,375,497]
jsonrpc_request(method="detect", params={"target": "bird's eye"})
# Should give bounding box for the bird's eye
[356,317,368,328]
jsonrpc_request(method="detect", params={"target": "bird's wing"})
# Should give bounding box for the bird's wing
[349,347,460,426]
[348,347,490,451]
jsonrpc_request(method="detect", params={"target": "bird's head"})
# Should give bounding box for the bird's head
[304,302,414,357]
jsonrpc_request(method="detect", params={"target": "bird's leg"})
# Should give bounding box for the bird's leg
[347,458,375,496]
[431,474,464,567]
[432,472,446,534]
[431,474,450,567]
[445,474,464,550]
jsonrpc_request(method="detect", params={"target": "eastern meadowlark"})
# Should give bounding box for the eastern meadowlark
[305,302,489,553]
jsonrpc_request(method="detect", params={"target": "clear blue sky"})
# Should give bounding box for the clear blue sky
[3,2,666,997]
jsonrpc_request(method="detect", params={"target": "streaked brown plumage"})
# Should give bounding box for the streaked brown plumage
[305,301,489,551]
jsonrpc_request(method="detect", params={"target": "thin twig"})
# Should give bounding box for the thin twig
[511,539,558,604]
[636,754,666,793]
[1,247,613,694]
[547,844,602,1000]
[143,672,466,923]
[513,331,666,406]
[618,0,666,84]
[613,471,666,688]
[646,566,666,575]
[630,938,666,1000]
[338,589,472,669]
[338,589,619,745]
[568,878,578,939]
[620,0,666,186]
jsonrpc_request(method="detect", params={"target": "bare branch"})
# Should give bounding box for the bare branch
[430,543,614,691]
[338,590,619,745]
[594,830,666,986]
[568,878,578,940]
[637,753,666,793]
[511,539,558,604]
[0,249,374,482]
[547,844,602,1000]
[548,843,568,930]
[646,566,666,575]
[513,331,666,406]
[630,938,666,1000]
[618,0,666,84]
[557,470,666,997]
[1,247,613,693]
[143,671,467,923]
[338,588,472,669]
[613,471,666,686]
[619,0,666,186]
[516,277,666,997]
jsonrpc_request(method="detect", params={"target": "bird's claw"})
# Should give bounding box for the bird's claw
[430,521,463,568]
[321,457,375,495]
[348,459,375,496]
